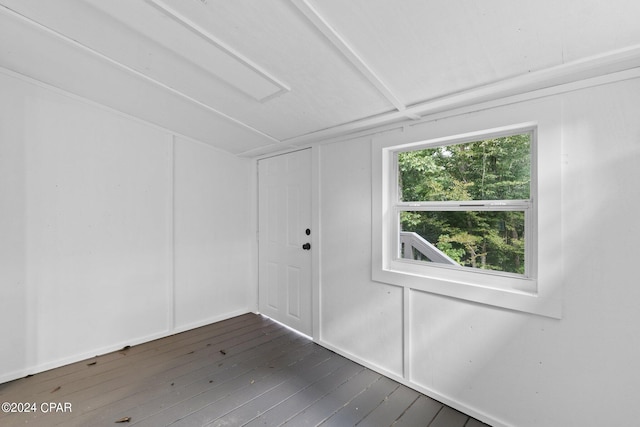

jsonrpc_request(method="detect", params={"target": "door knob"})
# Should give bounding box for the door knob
[302,243,311,250]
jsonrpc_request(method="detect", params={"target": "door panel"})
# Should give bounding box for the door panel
[258,149,312,335]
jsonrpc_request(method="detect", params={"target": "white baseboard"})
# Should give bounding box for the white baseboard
[0,329,170,385]
[317,338,510,427]
[171,308,252,335]
[0,308,252,385]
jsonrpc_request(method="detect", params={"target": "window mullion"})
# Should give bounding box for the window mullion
[396,200,531,211]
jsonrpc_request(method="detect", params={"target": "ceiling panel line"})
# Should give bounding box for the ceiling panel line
[290,0,419,121]
[0,3,280,145]
[144,0,291,102]
[239,48,640,157]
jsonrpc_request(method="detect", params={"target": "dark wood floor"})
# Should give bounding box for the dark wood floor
[0,313,489,427]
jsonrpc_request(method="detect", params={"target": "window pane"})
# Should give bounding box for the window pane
[400,210,526,275]
[398,133,531,202]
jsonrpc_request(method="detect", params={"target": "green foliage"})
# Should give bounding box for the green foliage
[398,133,531,274]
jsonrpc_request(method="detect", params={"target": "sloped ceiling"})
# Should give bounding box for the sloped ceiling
[1,0,640,157]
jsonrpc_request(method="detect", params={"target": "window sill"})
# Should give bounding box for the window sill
[373,265,561,319]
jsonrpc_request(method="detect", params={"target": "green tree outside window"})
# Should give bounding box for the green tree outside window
[397,133,531,274]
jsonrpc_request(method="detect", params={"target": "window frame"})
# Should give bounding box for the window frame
[392,127,537,283]
[371,103,562,319]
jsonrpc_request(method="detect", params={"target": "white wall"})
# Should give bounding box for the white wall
[318,77,640,426]
[173,136,254,330]
[0,70,254,383]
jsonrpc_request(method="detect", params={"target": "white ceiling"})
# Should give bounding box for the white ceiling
[1,0,640,157]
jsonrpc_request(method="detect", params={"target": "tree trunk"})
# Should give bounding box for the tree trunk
[511,228,521,270]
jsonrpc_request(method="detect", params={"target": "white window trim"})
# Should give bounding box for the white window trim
[372,100,562,318]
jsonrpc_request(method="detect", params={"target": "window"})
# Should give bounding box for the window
[395,130,535,279]
[372,107,562,318]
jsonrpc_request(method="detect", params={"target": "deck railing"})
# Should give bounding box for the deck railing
[399,231,459,265]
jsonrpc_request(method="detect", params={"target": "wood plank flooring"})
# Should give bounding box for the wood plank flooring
[0,313,490,427]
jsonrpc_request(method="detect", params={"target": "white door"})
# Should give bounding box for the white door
[258,149,312,336]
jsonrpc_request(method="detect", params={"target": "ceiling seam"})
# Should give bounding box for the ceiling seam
[239,57,640,157]
[0,64,246,157]
[0,3,281,145]
[144,0,291,100]
[290,0,418,120]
